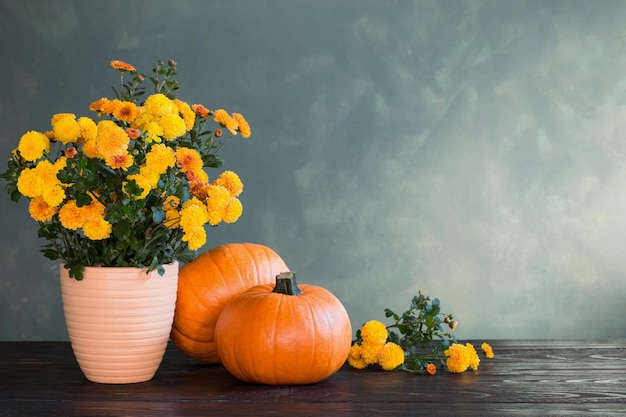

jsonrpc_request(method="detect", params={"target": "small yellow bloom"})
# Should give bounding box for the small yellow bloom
[58,200,87,230]
[359,340,384,365]
[144,93,175,118]
[51,113,80,144]
[205,184,231,226]
[159,113,186,140]
[77,117,98,142]
[360,320,388,345]
[16,168,44,198]
[42,184,66,208]
[28,197,57,222]
[213,170,243,197]
[163,195,181,211]
[96,120,130,158]
[223,198,243,223]
[444,343,470,373]
[481,342,494,359]
[18,131,50,162]
[145,143,175,175]
[83,216,113,240]
[466,343,480,371]
[124,174,152,200]
[347,344,368,369]
[164,207,180,229]
[173,99,196,131]
[377,342,404,371]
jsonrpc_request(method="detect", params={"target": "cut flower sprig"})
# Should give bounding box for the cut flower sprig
[1,59,251,280]
[348,292,494,375]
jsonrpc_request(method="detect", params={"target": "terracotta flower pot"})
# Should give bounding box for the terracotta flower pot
[59,262,179,384]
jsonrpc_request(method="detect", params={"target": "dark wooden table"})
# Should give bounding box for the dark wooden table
[1,340,625,416]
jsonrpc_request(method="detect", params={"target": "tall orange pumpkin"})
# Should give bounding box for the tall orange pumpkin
[171,243,288,363]
[215,272,352,385]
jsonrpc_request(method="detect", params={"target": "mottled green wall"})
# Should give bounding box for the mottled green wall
[1,0,625,340]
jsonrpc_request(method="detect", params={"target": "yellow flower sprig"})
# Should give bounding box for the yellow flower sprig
[348,293,495,375]
[1,59,252,280]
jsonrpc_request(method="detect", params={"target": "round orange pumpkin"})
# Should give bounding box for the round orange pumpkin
[171,243,288,363]
[215,271,352,385]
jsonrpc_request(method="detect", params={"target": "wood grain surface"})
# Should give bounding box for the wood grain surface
[1,340,625,416]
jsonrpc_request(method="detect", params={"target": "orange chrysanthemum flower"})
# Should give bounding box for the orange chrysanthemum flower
[110,60,136,72]
[175,147,203,173]
[191,103,211,119]
[111,100,141,123]
[105,153,134,171]
[232,113,251,138]
[213,109,238,135]
[426,363,437,375]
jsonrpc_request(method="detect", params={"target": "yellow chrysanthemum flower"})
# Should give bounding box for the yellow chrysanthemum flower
[144,93,175,118]
[58,200,87,230]
[51,113,80,144]
[42,184,66,208]
[223,198,243,223]
[444,343,471,373]
[173,99,196,131]
[16,167,44,198]
[163,195,181,211]
[143,120,164,143]
[481,342,494,359]
[159,113,186,140]
[124,174,152,200]
[83,216,113,240]
[18,131,50,162]
[145,143,175,175]
[139,166,162,189]
[28,197,57,222]
[96,120,130,158]
[359,340,384,365]
[213,109,238,135]
[182,224,206,250]
[81,137,101,158]
[347,344,368,369]
[377,342,405,371]
[179,198,209,227]
[77,117,98,142]
[164,208,180,229]
[213,170,243,197]
[360,320,388,345]
[466,343,480,371]
[232,113,251,138]
[205,184,231,226]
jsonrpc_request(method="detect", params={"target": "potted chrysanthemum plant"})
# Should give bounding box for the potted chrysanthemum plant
[0,59,251,383]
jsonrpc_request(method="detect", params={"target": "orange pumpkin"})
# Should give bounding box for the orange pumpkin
[171,243,288,363]
[215,271,352,385]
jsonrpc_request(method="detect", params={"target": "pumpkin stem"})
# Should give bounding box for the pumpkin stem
[272,271,302,296]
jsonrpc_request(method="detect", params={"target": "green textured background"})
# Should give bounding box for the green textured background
[1,0,625,340]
